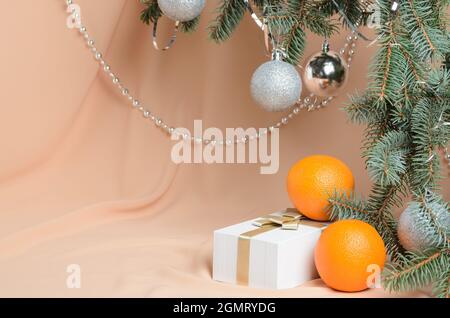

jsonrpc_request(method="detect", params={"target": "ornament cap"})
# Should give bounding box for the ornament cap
[322,40,330,54]
[271,48,287,61]
[391,1,400,13]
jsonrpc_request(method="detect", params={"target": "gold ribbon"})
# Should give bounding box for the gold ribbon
[236,208,326,285]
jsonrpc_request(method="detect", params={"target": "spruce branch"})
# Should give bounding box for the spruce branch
[367,181,407,222]
[398,44,422,82]
[366,181,408,259]
[413,190,450,248]
[341,1,449,293]
[328,192,369,221]
[405,0,437,55]
[345,94,380,125]
[360,101,391,154]
[297,2,338,37]
[409,97,446,191]
[366,131,409,187]
[432,268,450,298]
[402,0,449,60]
[208,0,247,43]
[369,19,400,103]
[312,0,373,28]
[383,249,449,296]
[374,211,405,262]
[282,23,306,64]
[180,16,201,33]
[140,0,161,25]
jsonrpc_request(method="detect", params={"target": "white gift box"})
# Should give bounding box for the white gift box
[213,209,328,289]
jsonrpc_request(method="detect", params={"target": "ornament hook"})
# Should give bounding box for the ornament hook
[322,39,330,53]
[152,19,180,51]
[272,48,287,61]
[244,0,264,30]
[244,0,274,54]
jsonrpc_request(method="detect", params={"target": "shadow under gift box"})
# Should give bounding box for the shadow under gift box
[213,210,329,289]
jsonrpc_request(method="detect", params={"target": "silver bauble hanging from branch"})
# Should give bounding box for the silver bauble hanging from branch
[398,202,450,253]
[303,41,348,97]
[157,0,206,22]
[250,50,302,112]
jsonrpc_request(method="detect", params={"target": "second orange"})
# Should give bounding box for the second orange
[287,155,355,221]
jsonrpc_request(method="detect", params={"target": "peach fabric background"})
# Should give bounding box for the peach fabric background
[0,0,447,297]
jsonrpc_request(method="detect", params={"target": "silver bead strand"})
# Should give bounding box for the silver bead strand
[65,0,359,146]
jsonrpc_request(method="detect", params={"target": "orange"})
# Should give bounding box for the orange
[286,155,354,221]
[314,219,386,292]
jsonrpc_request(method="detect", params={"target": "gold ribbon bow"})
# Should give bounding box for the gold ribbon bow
[236,208,326,285]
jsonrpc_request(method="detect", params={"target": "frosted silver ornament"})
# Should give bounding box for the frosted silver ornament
[398,203,450,252]
[157,0,205,22]
[250,60,302,112]
[303,48,348,97]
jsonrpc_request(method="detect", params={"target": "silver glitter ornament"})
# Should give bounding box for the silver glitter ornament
[303,43,348,97]
[250,59,302,112]
[398,203,450,252]
[157,0,205,22]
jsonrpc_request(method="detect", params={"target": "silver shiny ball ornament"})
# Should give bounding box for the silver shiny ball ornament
[157,0,206,22]
[398,203,450,252]
[303,48,348,97]
[250,60,302,112]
